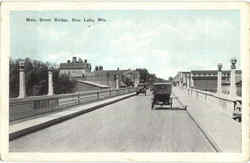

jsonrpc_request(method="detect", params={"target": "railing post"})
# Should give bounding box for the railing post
[47,99,50,110]
[109,88,111,97]
[97,90,100,99]
[78,93,80,104]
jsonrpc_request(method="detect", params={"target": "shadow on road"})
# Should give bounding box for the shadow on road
[152,107,187,111]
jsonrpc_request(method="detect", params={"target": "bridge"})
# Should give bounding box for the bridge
[9,59,241,153]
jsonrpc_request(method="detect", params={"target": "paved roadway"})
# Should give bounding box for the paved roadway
[10,91,215,152]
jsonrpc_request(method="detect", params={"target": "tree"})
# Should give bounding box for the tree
[136,68,150,83]
[53,70,77,94]
[9,59,19,97]
[168,76,174,82]
[9,58,77,98]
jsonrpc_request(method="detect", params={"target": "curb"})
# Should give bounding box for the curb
[185,109,223,152]
[9,93,136,141]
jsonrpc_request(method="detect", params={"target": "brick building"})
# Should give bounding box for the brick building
[59,57,91,78]
[174,70,241,94]
[59,57,140,90]
[84,68,140,88]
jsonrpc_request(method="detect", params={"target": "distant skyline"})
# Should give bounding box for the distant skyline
[10,10,240,79]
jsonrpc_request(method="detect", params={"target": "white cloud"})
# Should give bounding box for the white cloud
[11,10,240,79]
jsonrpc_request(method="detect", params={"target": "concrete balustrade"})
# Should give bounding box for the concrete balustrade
[9,88,136,121]
[183,87,241,117]
[178,58,241,117]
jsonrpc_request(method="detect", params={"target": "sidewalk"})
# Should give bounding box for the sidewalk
[173,87,241,152]
[10,92,136,140]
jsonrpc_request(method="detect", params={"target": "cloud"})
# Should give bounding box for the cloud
[11,10,240,79]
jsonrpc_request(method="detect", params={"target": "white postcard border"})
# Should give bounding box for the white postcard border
[1,1,249,162]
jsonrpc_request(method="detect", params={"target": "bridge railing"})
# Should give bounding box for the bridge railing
[181,87,241,117]
[9,88,136,122]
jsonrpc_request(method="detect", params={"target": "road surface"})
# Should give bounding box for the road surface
[10,91,216,152]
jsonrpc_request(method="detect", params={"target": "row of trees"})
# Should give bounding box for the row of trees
[135,68,168,85]
[9,58,76,98]
[135,68,174,85]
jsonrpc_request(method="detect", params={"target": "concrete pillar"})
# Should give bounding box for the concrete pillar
[185,73,188,88]
[48,67,54,96]
[18,60,26,98]
[230,58,237,97]
[190,73,194,88]
[116,67,120,89]
[187,73,190,88]
[116,74,119,89]
[217,63,223,95]
[133,72,137,88]
[180,73,183,87]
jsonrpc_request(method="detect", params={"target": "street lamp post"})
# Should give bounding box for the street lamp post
[116,67,119,89]
[18,60,26,98]
[217,63,223,95]
[48,65,54,96]
[230,58,237,97]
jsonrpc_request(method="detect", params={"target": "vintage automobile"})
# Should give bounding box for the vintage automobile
[232,100,241,122]
[136,83,147,95]
[151,82,172,109]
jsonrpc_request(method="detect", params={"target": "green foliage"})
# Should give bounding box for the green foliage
[136,68,149,83]
[121,75,133,87]
[9,58,76,98]
[53,70,77,94]
[135,68,159,85]
[9,59,19,98]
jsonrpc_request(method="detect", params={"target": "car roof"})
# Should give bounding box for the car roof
[153,82,171,85]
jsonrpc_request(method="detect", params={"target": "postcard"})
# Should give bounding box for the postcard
[0,1,249,162]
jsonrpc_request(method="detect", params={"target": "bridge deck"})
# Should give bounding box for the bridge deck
[10,90,216,152]
[10,88,241,152]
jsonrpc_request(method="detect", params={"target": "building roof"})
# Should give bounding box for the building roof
[60,63,90,70]
[191,70,241,74]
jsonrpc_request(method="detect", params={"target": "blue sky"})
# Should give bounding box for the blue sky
[10,10,240,79]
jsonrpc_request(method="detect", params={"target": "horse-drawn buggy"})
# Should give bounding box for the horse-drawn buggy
[151,82,173,109]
